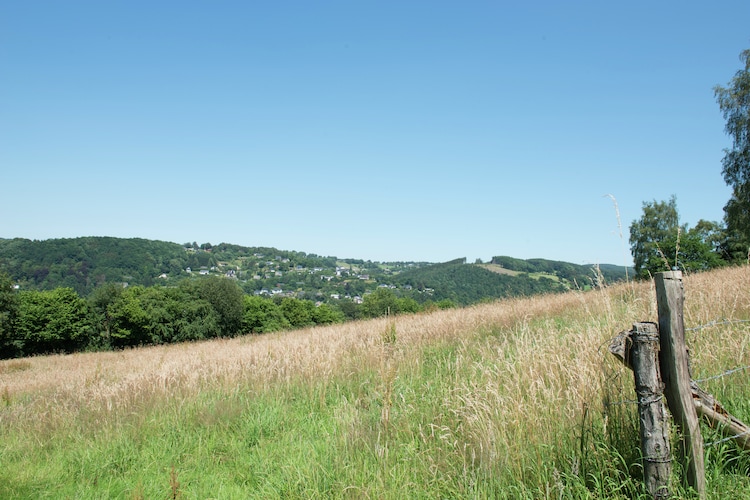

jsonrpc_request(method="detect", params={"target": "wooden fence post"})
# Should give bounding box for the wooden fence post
[630,322,671,499]
[654,271,706,498]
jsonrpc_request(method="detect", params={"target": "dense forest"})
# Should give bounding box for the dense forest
[0,237,631,359]
[489,256,628,286]
[393,258,569,304]
[0,238,347,296]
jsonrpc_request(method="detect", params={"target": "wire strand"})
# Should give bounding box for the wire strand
[704,429,750,447]
[695,365,750,383]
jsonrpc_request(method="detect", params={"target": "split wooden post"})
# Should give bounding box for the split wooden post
[630,322,671,499]
[654,271,706,499]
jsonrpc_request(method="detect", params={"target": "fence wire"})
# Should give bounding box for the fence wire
[688,318,750,383]
[695,365,750,383]
[704,429,750,448]
[686,318,750,332]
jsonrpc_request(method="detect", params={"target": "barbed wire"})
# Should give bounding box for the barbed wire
[704,429,750,447]
[686,318,750,332]
[685,318,750,383]
[695,365,750,383]
[604,396,662,407]
[604,399,639,406]
[604,317,749,389]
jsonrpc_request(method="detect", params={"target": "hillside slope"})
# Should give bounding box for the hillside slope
[0,237,631,304]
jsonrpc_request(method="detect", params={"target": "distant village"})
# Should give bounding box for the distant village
[166,249,431,304]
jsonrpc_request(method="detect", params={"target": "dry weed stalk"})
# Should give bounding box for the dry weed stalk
[379,320,398,429]
[605,193,630,282]
[655,244,672,272]
[169,464,181,500]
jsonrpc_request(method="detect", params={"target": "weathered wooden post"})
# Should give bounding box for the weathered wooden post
[654,271,706,499]
[630,322,671,499]
[610,324,672,498]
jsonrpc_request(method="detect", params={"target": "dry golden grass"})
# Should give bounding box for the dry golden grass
[477,263,521,276]
[0,294,597,397]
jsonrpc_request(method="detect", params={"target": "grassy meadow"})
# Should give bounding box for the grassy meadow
[1,266,749,499]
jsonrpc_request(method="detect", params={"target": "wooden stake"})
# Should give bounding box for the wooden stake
[654,271,706,499]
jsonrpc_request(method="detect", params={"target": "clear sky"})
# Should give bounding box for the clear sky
[2,1,748,266]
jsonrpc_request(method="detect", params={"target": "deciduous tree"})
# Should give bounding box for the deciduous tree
[630,197,726,278]
[715,49,750,252]
[629,196,683,278]
[280,297,314,328]
[242,295,290,333]
[194,277,244,336]
[16,288,91,354]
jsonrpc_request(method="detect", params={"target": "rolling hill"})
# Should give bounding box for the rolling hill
[0,237,631,305]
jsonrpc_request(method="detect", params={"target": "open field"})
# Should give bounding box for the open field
[2,266,750,498]
[478,263,521,276]
[478,263,565,284]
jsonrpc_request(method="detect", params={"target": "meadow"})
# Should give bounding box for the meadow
[1,266,749,499]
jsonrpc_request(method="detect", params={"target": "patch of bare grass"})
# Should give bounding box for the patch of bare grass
[0,359,32,375]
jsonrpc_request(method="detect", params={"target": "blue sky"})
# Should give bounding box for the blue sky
[2,1,748,266]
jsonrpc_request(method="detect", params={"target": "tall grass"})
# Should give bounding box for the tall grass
[1,266,749,498]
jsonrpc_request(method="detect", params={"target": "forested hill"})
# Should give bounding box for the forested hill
[0,237,631,304]
[0,237,342,296]
[392,257,629,304]
[489,256,630,286]
[392,258,568,304]
[0,237,188,293]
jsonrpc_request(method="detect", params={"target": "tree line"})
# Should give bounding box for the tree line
[0,273,456,359]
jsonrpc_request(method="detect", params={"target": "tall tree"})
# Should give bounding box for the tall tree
[193,277,244,336]
[629,196,683,278]
[242,295,290,333]
[715,49,750,253]
[361,288,400,318]
[87,282,124,348]
[279,297,314,328]
[630,197,726,278]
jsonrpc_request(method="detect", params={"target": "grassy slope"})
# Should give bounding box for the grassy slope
[478,263,521,276]
[1,266,749,498]
[480,263,571,288]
